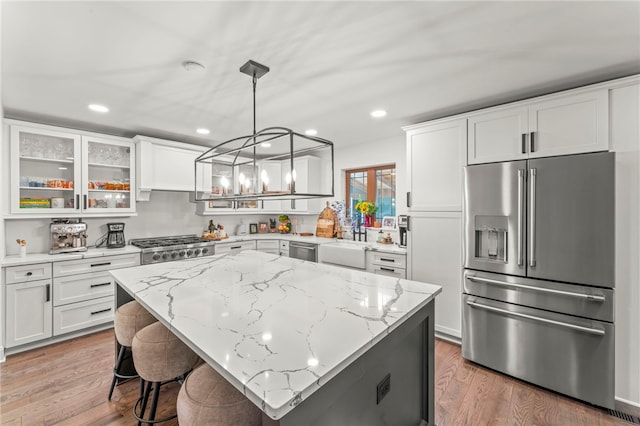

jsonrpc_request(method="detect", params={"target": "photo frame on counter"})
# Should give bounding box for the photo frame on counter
[258,222,268,234]
[382,216,396,229]
[249,223,258,234]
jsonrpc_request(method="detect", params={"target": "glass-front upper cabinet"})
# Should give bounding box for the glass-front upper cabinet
[9,122,136,215]
[82,136,135,213]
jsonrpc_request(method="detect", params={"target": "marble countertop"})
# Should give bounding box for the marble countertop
[111,250,440,420]
[0,245,141,267]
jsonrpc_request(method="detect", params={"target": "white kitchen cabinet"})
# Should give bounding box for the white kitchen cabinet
[134,135,210,202]
[609,79,640,404]
[215,240,257,254]
[408,212,462,339]
[53,296,114,336]
[5,276,53,348]
[365,251,406,278]
[8,121,135,216]
[283,156,324,213]
[404,118,466,211]
[468,89,608,164]
[261,161,284,212]
[256,240,280,255]
[279,240,290,256]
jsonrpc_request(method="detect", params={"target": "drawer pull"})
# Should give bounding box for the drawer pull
[379,258,395,263]
[26,271,33,277]
[90,308,112,315]
[90,282,111,288]
[90,262,112,268]
[230,246,242,250]
[380,267,395,272]
[466,300,605,336]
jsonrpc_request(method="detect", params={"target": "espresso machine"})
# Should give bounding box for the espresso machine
[50,219,88,254]
[106,223,126,248]
[397,215,408,248]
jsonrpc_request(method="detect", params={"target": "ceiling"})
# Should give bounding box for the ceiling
[2,1,639,149]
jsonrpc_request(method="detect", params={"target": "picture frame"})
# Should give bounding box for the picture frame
[258,222,268,234]
[382,216,396,229]
[249,223,258,234]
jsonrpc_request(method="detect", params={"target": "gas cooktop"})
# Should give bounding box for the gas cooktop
[131,234,216,264]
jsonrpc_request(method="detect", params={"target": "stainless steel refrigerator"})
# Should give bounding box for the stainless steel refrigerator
[462,151,615,409]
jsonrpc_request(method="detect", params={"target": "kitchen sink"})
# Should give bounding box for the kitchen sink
[318,241,367,269]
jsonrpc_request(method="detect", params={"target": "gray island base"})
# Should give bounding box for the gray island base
[111,250,440,426]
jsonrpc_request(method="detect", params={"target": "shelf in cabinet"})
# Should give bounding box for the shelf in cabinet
[20,186,74,191]
[20,156,74,164]
[87,189,130,193]
[88,162,130,169]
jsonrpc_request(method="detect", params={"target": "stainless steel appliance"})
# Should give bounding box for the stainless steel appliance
[397,215,408,248]
[106,222,126,248]
[462,151,615,409]
[131,235,217,264]
[50,219,88,254]
[289,241,318,262]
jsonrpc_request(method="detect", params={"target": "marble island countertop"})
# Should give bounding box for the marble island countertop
[111,250,440,420]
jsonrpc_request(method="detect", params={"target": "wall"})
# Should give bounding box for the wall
[3,191,322,255]
[332,133,407,216]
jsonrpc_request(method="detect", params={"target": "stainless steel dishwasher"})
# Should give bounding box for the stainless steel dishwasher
[289,241,317,262]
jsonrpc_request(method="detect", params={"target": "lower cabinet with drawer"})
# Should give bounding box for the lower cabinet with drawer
[365,251,407,279]
[52,253,140,335]
[215,240,257,254]
[256,239,280,255]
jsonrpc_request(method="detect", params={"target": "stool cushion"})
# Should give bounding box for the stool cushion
[114,301,157,347]
[132,322,200,382]
[177,363,262,425]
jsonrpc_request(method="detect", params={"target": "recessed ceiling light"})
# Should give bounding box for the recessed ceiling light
[196,128,210,135]
[260,142,271,148]
[305,129,318,136]
[182,60,205,72]
[88,104,109,113]
[371,110,387,118]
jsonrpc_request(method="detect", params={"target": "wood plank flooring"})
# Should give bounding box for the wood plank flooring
[0,330,635,425]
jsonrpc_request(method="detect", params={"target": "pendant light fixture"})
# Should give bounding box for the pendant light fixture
[194,60,334,204]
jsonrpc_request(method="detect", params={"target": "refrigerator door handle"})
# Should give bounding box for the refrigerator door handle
[517,169,525,266]
[466,275,606,302]
[466,300,605,336]
[529,168,537,267]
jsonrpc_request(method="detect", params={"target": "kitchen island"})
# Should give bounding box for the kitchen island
[111,250,441,425]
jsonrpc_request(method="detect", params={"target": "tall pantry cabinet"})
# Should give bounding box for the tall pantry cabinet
[404,118,466,340]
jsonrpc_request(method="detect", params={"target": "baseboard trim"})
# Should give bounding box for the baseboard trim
[435,331,461,345]
[0,345,5,363]
[616,397,640,418]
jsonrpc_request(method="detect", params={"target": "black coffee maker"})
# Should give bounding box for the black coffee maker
[106,223,126,248]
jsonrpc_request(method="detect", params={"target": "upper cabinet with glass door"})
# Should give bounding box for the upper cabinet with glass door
[8,121,136,216]
[82,135,135,214]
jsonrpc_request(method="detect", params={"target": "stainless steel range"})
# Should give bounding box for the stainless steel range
[131,235,216,264]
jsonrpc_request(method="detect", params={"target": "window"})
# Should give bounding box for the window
[345,164,396,223]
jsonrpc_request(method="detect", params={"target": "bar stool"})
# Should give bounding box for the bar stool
[108,300,157,400]
[132,321,200,424]
[177,363,262,426]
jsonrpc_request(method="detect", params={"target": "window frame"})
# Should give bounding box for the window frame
[345,163,396,223]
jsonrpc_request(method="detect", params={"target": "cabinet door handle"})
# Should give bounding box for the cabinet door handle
[407,216,411,232]
[530,131,535,152]
[406,192,411,207]
[521,134,527,154]
[45,284,50,302]
[90,282,112,288]
[26,271,33,277]
[83,195,88,210]
[90,308,112,315]
[90,262,112,267]
[76,194,80,210]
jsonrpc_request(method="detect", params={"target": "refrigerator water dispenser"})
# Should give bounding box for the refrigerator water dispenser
[474,216,507,262]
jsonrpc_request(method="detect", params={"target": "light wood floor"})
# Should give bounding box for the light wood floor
[0,330,635,425]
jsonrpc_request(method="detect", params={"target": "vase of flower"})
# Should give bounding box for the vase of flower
[354,200,377,228]
[364,214,373,228]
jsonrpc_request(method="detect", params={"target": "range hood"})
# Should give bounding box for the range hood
[193,60,334,202]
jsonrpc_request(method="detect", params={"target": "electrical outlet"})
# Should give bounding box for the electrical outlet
[376,373,391,404]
